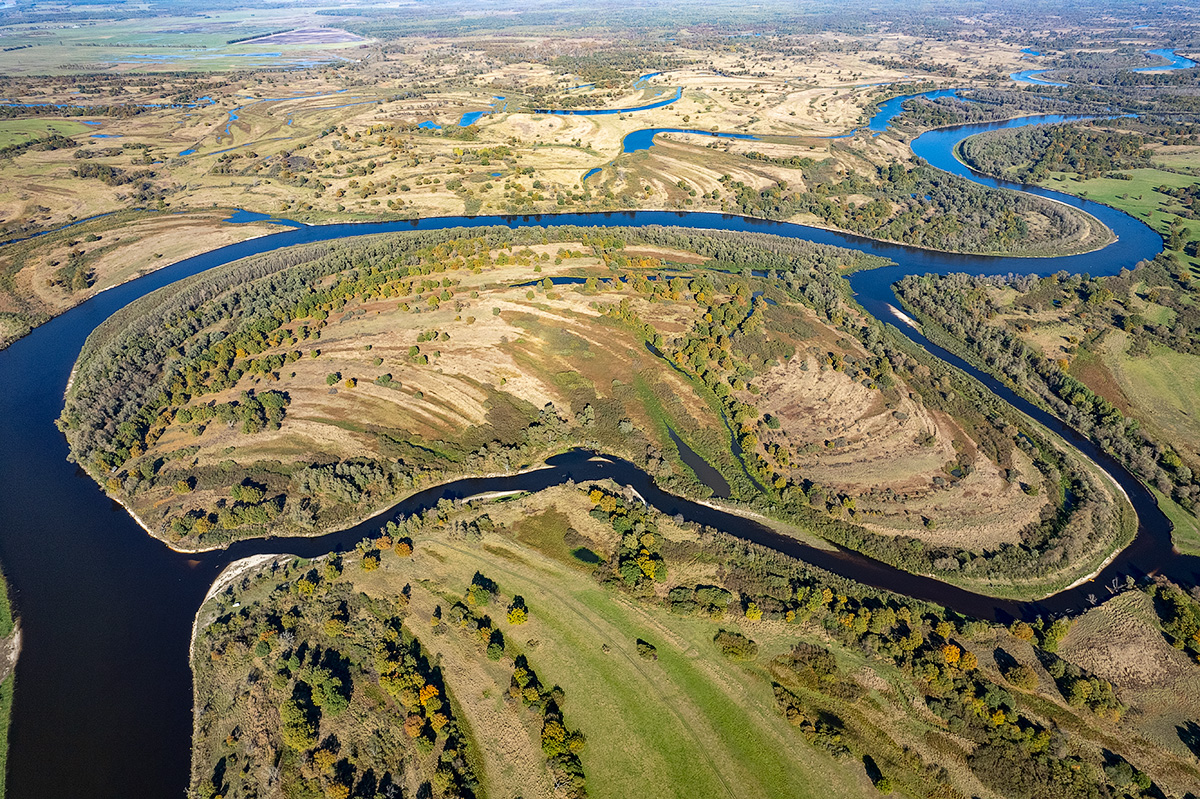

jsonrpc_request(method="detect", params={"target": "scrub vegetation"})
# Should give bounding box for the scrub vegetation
[194,485,1200,799]
[64,227,1129,599]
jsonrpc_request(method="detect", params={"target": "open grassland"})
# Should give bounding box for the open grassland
[0,10,372,75]
[193,485,1200,799]
[1039,166,1200,274]
[1098,334,1200,466]
[1153,488,1200,557]
[0,32,1109,348]
[1047,167,1196,221]
[360,498,874,799]
[0,118,92,147]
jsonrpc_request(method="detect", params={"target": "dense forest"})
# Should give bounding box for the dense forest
[959,123,1153,182]
[895,89,1110,130]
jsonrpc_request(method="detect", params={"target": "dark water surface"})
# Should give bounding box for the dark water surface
[1,113,1197,797]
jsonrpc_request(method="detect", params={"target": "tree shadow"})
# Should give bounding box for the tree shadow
[992,646,1019,672]
[354,768,377,797]
[862,754,882,784]
[1178,720,1200,758]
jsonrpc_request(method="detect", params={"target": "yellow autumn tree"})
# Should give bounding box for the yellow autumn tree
[1010,620,1036,641]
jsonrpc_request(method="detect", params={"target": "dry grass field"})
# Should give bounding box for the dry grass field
[106,237,1063,561]
[1058,591,1200,790]
[0,29,1106,350]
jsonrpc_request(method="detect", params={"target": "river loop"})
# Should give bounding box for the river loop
[0,111,1196,797]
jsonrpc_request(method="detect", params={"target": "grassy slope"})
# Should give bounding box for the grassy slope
[1153,487,1200,557]
[350,490,875,799]
[0,676,10,799]
[426,542,862,799]
[1057,591,1200,792]
[0,119,92,147]
[1042,167,1200,274]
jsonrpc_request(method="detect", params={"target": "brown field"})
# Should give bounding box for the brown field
[1058,591,1200,791]
[0,32,1109,349]
[240,27,367,46]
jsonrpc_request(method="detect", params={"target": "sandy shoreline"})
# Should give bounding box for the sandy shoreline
[190,553,285,662]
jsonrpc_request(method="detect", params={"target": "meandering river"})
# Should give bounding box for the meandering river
[1,109,1197,797]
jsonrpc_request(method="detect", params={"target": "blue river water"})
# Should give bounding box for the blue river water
[1012,47,1196,86]
[0,92,1193,799]
[622,126,757,153]
[867,88,965,131]
[1134,47,1198,72]
[1010,69,1070,87]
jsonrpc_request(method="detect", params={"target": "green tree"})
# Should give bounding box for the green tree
[279,697,318,750]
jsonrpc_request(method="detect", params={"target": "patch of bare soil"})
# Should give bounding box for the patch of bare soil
[0,624,20,684]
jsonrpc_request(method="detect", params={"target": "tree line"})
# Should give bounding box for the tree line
[894,261,1200,516]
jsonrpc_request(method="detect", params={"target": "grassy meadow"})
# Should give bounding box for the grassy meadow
[193,483,1200,799]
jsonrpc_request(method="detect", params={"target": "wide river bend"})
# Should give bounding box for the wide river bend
[0,113,1197,797]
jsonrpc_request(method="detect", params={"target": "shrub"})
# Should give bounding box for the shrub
[1003,664,1039,690]
[714,629,758,661]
